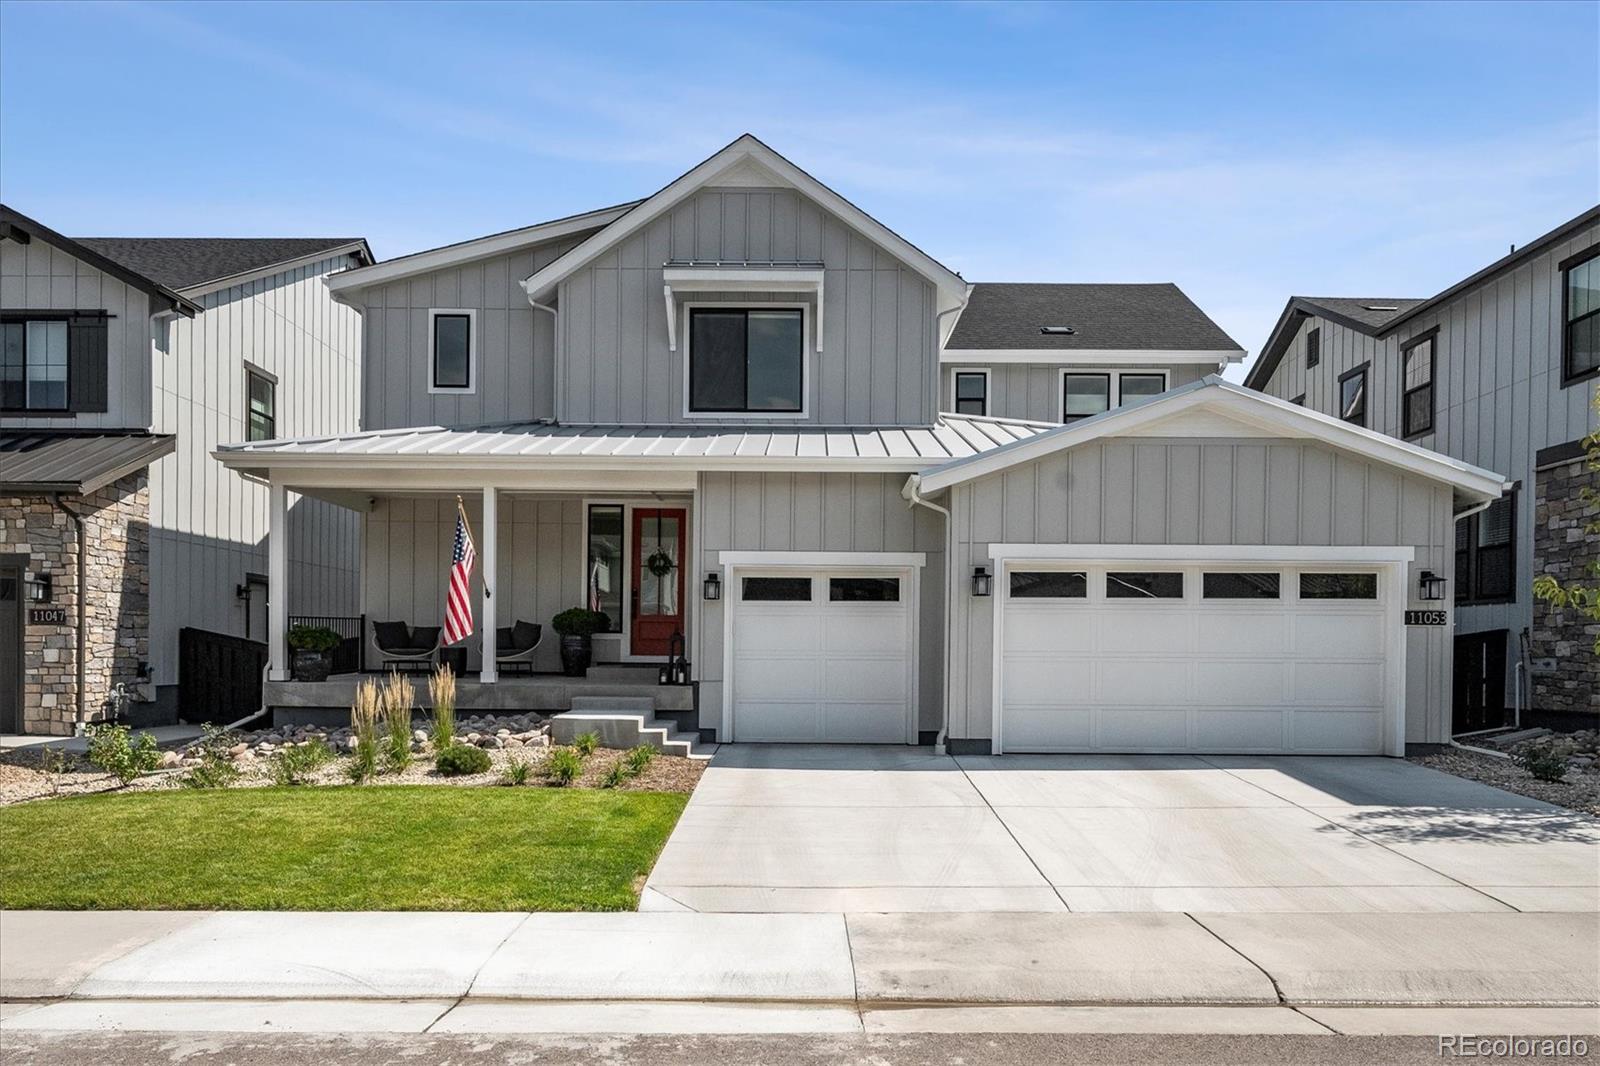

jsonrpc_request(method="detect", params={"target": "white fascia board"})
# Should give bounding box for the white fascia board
[719,550,926,568]
[985,544,1416,564]
[662,266,825,289]
[523,135,967,308]
[325,204,636,293]
[211,449,936,475]
[940,348,1246,366]
[178,242,373,299]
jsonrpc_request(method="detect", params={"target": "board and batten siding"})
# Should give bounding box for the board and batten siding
[943,437,1456,747]
[0,238,153,430]
[349,235,589,431]
[940,362,1212,422]
[560,187,937,427]
[1257,219,1599,693]
[146,254,366,688]
[694,471,946,736]
[361,496,582,675]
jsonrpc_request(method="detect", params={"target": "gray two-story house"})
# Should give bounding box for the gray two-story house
[1244,207,1599,732]
[220,136,1506,756]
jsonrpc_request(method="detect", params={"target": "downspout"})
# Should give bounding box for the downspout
[50,494,89,736]
[525,289,559,414]
[903,475,953,755]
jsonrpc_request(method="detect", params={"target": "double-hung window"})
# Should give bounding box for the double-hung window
[1456,493,1516,604]
[1562,246,1599,384]
[688,308,804,414]
[429,309,475,393]
[1,317,69,411]
[1118,373,1166,407]
[1400,332,1435,437]
[1061,373,1111,422]
[245,367,277,441]
[1338,363,1369,426]
[952,370,988,416]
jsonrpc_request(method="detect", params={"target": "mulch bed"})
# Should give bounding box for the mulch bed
[1409,747,1600,818]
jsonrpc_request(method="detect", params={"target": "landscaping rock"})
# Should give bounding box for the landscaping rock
[159,751,181,769]
[413,730,428,743]
[227,743,249,757]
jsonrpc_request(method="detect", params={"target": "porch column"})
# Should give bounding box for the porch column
[480,485,497,684]
[267,479,288,681]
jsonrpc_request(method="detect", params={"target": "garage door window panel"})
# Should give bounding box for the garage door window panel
[1299,572,1378,600]
[828,577,900,602]
[1009,571,1087,598]
[1202,572,1280,599]
[1106,571,1184,599]
[741,576,813,601]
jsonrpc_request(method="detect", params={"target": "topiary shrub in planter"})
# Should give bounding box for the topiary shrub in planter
[551,608,611,677]
[435,743,492,777]
[287,625,342,682]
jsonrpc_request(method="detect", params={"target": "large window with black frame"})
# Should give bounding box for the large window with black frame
[689,308,803,413]
[1338,363,1368,426]
[1455,493,1516,605]
[1562,246,1599,384]
[1401,332,1435,437]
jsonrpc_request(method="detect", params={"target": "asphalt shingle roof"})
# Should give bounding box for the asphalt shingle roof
[946,282,1242,352]
[1292,297,1426,331]
[75,237,366,292]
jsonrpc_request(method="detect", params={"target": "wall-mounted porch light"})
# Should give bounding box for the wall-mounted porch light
[703,572,722,601]
[24,570,52,603]
[972,566,992,597]
[1417,570,1447,602]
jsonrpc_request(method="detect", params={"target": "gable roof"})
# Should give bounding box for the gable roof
[325,202,638,294]
[909,376,1507,505]
[1,204,200,316]
[944,282,1243,356]
[521,134,970,315]
[75,237,371,293]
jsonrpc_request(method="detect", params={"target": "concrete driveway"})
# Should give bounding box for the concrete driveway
[642,746,1600,914]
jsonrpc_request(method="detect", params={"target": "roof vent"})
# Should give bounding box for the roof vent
[1039,325,1076,335]
[1362,305,1399,312]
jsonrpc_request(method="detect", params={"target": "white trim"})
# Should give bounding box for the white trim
[662,268,825,353]
[949,367,991,417]
[180,242,372,299]
[427,308,478,395]
[984,550,1411,757]
[941,348,1243,366]
[327,204,636,293]
[522,135,967,312]
[1057,367,1170,423]
[479,486,497,684]
[680,302,812,420]
[718,551,927,568]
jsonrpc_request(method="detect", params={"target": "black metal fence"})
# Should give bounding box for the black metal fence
[179,627,266,723]
[287,614,366,675]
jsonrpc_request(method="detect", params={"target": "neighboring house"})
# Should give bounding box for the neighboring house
[1244,206,1600,731]
[218,135,1506,756]
[0,205,371,734]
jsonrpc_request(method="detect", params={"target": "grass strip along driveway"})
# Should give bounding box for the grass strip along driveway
[0,786,687,911]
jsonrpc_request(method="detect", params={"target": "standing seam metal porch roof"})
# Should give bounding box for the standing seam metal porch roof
[213,413,1052,469]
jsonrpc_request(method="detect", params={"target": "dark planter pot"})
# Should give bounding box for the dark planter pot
[290,649,332,682]
[559,634,592,677]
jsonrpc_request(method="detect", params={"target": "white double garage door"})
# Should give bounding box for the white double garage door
[997,561,1402,755]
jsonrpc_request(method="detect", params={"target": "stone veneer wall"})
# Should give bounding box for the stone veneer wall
[1532,454,1599,716]
[0,473,150,735]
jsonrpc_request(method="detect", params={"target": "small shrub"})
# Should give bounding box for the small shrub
[286,624,342,653]
[1516,738,1572,783]
[544,747,583,786]
[427,665,456,750]
[435,744,491,777]
[502,756,532,786]
[85,723,162,784]
[347,679,381,783]
[181,725,241,790]
[551,607,611,637]
[382,672,415,772]
[624,745,655,776]
[37,747,70,794]
[601,762,628,789]
[271,738,333,786]
[573,731,600,757]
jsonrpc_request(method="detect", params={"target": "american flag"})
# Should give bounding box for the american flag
[443,506,476,646]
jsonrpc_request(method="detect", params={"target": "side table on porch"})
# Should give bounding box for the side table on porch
[438,646,468,677]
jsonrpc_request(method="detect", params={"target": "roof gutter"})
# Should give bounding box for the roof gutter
[902,474,953,755]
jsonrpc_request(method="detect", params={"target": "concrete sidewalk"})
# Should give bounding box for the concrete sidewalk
[3,909,1597,1010]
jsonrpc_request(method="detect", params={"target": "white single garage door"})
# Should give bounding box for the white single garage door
[730,570,914,743]
[999,564,1395,754]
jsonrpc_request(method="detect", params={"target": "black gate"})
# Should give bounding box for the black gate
[179,627,267,724]
[1453,630,1508,734]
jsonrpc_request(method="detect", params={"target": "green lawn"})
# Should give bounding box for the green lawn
[0,786,688,911]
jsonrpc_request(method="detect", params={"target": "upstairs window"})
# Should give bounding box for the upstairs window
[246,367,277,441]
[1562,246,1599,384]
[1118,373,1166,406]
[1338,363,1368,426]
[1306,327,1321,369]
[953,370,988,416]
[1456,493,1516,604]
[1401,333,1435,437]
[1,318,69,411]
[1061,373,1111,422]
[429,309,475,393]
[688,307,803,414]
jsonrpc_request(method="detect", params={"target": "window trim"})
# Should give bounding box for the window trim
[1057,368,1168,423]
[1456,489,1518,606]
[244,363,278,442]
[1559,245,1600,387]
[1305,326,1321,369]
[0,313,73,414]
[1399,329,1438,439]
[949,367,991,417]
[681,301,811,419]
[1337,361,1370,427]
[427,308,477,395]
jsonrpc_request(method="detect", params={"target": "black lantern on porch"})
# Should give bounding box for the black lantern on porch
[703,572,722,601]
[1417,570,1447,601]
[972,566,992,597]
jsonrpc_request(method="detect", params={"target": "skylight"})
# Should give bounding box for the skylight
[1039,326,1076,335]
[1363,305,1399,312]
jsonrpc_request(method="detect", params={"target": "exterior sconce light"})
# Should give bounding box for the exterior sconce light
[972,566,992,597]
[1417,570,1447,601]
[703,572,722,601]
[24,571,52,603]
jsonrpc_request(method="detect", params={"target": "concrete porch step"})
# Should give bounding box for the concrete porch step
[549,709,714,761]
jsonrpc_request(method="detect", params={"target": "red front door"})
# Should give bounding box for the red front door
[631,508,686,657]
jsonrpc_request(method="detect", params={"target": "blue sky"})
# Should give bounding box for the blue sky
[2,0,1596,378]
